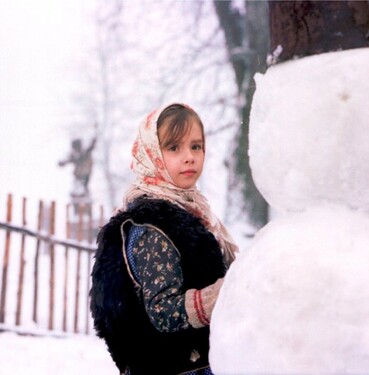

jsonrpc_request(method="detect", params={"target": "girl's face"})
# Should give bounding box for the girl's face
[158,118,205,189]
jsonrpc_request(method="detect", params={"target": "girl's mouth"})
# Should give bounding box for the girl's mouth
[181,170,196,176]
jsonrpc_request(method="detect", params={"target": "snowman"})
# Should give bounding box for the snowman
[209,46,369,374]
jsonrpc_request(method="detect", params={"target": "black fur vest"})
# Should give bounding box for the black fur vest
[90,197,227,375]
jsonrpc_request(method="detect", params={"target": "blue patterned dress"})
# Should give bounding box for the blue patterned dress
[125,224,214,375]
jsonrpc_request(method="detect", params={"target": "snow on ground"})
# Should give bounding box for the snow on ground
[0,330,117,375]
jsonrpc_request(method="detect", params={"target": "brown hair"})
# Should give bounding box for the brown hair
[157,104,205,149]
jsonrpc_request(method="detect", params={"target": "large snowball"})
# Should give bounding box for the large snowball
[249,48,369,212]
[210,205,369,374]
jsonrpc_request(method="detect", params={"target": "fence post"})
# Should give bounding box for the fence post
[85,207,95,334]
[74,204,84,333]
[62,203,71,332]
[15,197,27,325]
[48,201,56,330]
[32,200,44,323]
[0,193,12,323]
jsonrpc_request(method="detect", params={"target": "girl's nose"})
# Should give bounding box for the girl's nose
[184,149,195,164]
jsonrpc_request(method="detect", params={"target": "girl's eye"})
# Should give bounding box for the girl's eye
[168,145,178,152]
[192,144,203,151]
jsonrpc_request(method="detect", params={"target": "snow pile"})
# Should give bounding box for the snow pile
[249,48,369,212]
[210,48,369,375]
[210,205,369,374]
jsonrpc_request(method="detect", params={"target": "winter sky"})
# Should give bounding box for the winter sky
[0,0,95,206]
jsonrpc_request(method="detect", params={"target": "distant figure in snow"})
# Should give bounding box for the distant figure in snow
[59,137,97,198]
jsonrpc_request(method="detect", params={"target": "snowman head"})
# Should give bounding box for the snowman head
[249,48,369,213]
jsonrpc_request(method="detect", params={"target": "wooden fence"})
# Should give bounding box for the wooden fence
[0,193,106,336]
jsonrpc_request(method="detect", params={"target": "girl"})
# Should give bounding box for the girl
[90,103,238,375]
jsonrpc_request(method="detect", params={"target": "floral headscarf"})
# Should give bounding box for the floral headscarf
[122,103,238,264]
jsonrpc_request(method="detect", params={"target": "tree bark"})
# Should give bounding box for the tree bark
[269,0,369,63]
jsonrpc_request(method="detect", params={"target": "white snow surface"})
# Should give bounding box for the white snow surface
[0,330,117,374]
[210,204,369,374]
[249,48,369,213]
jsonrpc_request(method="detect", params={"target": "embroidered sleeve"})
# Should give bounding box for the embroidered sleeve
[131,225,191,332]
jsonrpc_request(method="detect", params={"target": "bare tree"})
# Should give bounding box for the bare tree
[70,0,137,211]
[213,0,270,231]
[71,0,239,214]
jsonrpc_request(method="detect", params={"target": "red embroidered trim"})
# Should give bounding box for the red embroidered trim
[197,290,210,325]
[194,290,210,326]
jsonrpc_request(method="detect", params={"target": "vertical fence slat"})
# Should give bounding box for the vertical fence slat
[62,203,71,332]
[74,204,84,333]
[48,201,56,330]
[33,200,43,323]
[15,197,27,325]
[0,194,13,323]
[85,207,94,334]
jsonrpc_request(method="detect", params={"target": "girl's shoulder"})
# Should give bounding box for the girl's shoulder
[127,196,182,212]
[125,197,201,226]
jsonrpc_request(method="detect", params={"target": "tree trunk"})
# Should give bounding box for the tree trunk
[269,0,369,63]
[214,0,270,230]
